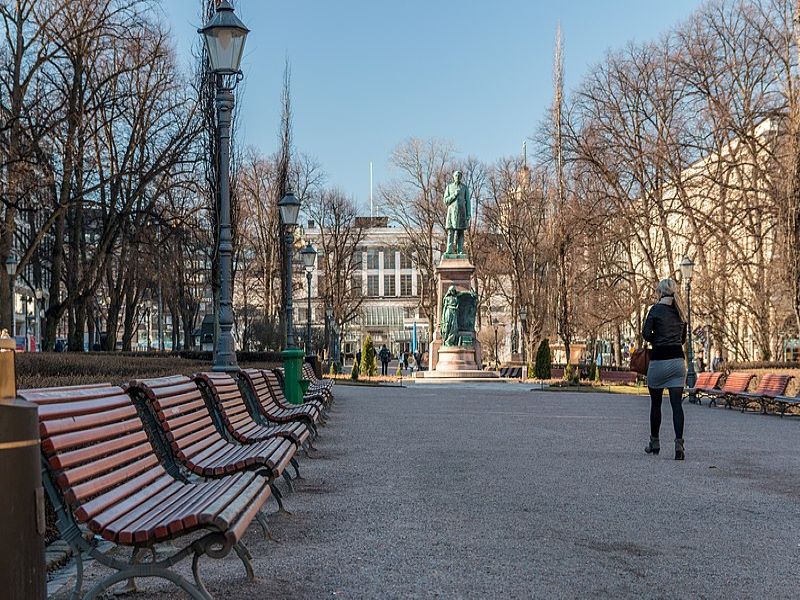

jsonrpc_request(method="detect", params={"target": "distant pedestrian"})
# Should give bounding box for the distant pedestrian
[711,350,724,373]
[356,350,362,370]
[642,278,688,461]
[379,344,391,376]
[403,351,409,371]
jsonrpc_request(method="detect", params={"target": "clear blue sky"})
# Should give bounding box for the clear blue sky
[162,1,702,211]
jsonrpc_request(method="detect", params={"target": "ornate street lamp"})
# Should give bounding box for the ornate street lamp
[279,191,304,403]
[199,0,249,372]
[680,256,697,390]
[5,255,17,337]
[325,303,333,366]
[300,243,317,358]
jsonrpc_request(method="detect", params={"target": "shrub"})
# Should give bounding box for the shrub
[534,339,552,379]
[595,365,602,382]
[350,360,359,380]
[588,362,597,382]
[563,363,579,384]
[361,334,377,377]
[396,362,403,376]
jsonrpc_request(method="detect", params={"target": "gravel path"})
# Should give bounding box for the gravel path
[53,383,800,599]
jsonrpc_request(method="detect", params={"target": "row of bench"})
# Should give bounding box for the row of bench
[23,363,334,600]
[687,371,800,416]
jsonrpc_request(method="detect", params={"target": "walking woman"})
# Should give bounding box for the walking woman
[643,279,688,460]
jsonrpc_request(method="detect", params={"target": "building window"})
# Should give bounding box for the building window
[366,249,379,270]
[351,275,362,296]
[383,250,396,269]
[367,274,379,297]
[352,250,363,270]
[384,275,396,297]
[400,274,413,296]
[400,251,413,269]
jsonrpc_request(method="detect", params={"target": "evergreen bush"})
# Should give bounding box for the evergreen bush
[534,339,552,379]
[350,360,359,380]
[362,334,377,377]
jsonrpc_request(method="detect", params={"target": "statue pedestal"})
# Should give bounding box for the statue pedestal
[436,346,478,371]
[426,256,491,379]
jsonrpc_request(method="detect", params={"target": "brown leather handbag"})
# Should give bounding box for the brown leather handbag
[630,347,650,375]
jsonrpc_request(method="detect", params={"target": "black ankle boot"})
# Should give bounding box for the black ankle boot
[645,436,659,455]
[675,439,685,461]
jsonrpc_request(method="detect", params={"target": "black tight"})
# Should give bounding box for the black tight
[648,387,684,439]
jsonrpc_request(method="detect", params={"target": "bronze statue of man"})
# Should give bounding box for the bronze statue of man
[443,170,470,256]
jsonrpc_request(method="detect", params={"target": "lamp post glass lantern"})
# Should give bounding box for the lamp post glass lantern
[300,243,317,357]
[199,1,249,372]
[680,256,697,389]
[198,0,249,75]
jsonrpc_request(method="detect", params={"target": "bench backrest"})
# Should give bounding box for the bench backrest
[127,375,224,464]
[194,371,255,443]
[263,369,290,406]
[19,385,168,526]
[240,368,282,414]
[721,372,755,394]
[302,363,318,383]
[752,373,792,398]
[694,372,712,388]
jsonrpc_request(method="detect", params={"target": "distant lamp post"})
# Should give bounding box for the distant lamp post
[199,0,249,372]
[300,243,317,358]
[34,289,42,352]
[680,256,697,390]
[279,191,305,404]
[519,306,528,377]
[325,303,333,365]
[493,319,500,371]
[5,256,17,337]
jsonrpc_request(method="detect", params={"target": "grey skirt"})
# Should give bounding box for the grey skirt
[647,358,686,389]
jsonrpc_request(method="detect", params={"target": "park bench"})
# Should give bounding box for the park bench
[686,372,724,404]
[239,368,325,428]
[732,373,793,413]
[194,371,313,446]
[126,375,299,508]
[706,372,756,408]
[768,389,800,417]
[20,383,270,600]
[274,367,330,407]
[599,370,637,385]
[499,366,523,378]
[302,362,335,401]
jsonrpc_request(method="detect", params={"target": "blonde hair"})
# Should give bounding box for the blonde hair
[656,278,686,323]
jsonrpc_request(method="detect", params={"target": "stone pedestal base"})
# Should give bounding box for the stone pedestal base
[435,346,478,372]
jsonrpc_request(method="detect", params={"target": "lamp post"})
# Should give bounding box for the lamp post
[325,303,333,367]
[493,319,500,371]
[34,289,42,352]
[680,256,697,391]
[21,295,30,352]
[279,191,304,404]
[519,306,528,377]
[5,256,17,337]
[199,0,249,372]
[300,243,317,358]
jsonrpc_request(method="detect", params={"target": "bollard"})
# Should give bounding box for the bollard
[0,399,46,599]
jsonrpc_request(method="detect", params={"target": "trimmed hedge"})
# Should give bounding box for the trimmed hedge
[726,360,800,371]
[178,350,285,363]
[16,352,281,389]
